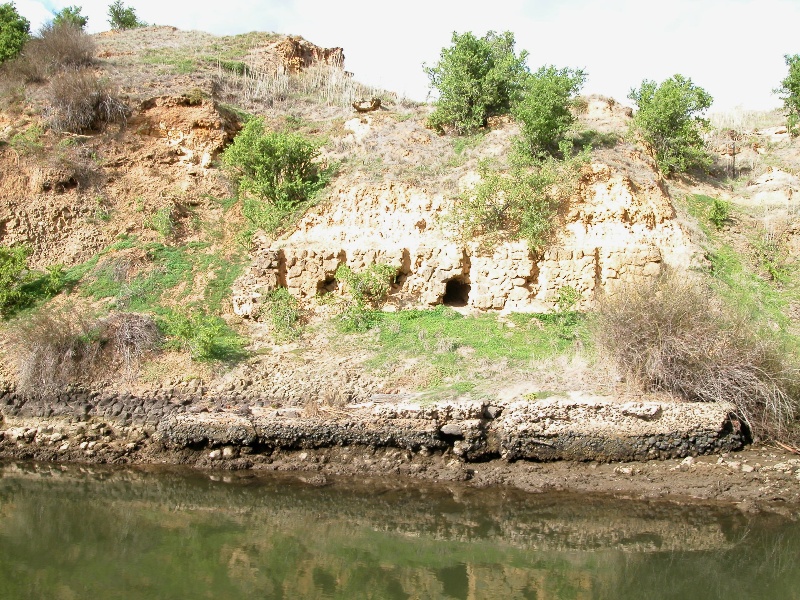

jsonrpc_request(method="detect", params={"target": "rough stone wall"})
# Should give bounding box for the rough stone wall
[232,162,701,316]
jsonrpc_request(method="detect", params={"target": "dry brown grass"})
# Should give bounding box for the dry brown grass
[46,69,129,133]
[8,308,161,398]
[594,273,799,440]
[6,23,95,83]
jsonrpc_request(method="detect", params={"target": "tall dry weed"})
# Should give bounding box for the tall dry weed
[594,273,798,439]
[8,308,161,398]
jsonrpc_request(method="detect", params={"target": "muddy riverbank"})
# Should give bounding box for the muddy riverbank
[1,386,798,513]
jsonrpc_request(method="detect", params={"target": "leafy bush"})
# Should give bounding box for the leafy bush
[144,206,175,238]
[159,310,228,360]
[425,30,529,134]
[0,2,29,63]
[775,54,800,136]
[335,263,396,332]
[222,118,332,232]
[52,5,88,29]
[9,124,44,155]
[708,198,730,230]
[107,0,144,30]
[594,273,798,439]
[454,144,589,251]
[0,245,33,318]
[513,66,586,158]
[262,287,302,340]
[46,69,129,133]
[628,75,712,176]
[0,246,72,318]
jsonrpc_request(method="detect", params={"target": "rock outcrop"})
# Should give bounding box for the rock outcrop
[233,161,702,316]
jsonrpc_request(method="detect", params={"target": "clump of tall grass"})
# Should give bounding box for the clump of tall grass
[7,308,161,397]
[593,272,799,440]
[212,63,409,111]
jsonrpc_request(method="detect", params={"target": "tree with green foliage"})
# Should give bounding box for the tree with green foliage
[52,5,88,29]
[0,2,30,63]
[775,54,800,136]
[628,75,713,176]
[222,118,332,232]
[425,30,529,134]
[513,65,586,158]
[107,0,143,30]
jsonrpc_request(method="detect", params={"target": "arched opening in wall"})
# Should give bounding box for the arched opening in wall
[316,276,337,295]
[443,278,471,307]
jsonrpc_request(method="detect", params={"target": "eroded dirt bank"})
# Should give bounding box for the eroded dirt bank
[1,386,798,514]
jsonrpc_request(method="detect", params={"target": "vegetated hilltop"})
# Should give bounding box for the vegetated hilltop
[0,25,798,442]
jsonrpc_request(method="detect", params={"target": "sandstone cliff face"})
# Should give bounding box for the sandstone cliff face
[233,154,702,316]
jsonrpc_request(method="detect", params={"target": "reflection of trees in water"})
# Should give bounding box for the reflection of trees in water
[0,464,797,599]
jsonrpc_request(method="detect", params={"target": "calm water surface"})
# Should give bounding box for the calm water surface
[0,462,798,600]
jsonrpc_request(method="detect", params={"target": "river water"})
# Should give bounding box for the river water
[0,462,797,600]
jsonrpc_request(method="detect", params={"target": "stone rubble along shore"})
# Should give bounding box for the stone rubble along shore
[0,384,744,463]
[4,386,800,511]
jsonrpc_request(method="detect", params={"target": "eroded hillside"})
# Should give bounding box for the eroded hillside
[0,25,798,415]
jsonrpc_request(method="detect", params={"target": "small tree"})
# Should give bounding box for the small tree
[775,54,800,136]
[513,65,586,159]
[425,30,529,134]
[628,75,713,176]
[0,2,30,63]
[53,5,88,30]
[107,0,144,30]
[222,118,332,232]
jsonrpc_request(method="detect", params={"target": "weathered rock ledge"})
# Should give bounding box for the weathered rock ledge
[0,386,744,464]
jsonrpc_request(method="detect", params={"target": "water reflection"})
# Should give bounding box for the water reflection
[0,462,797,599]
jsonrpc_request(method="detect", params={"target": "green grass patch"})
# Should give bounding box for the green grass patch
[336,305,587,394]
[59,238,248,362]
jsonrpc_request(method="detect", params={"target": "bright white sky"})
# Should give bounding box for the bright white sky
[13,0,800,112]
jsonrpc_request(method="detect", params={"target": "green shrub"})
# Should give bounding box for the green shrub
[0,245,33,317]
[455,144,588,251]
[512,66,585,158]
[52,5,88,29]
[9,124,44,155]
[159,310,227,360]
[0,2,30,63]
[144,206,175,238]
[107,0,144,30]
[47,69,129,133]
[594,273,798,440]
[222,118,332,232]
[334,263,396,333]
[335,263,395,308]
[263,287,302,340]
[775,54,800,136]
[425,30,529,134]
[708,198,730,229]
[628,75,712,176]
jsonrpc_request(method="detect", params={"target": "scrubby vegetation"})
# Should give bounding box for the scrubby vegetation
[455,145,589,250]
[425,31,529,134]
[47,69,128,133]
[222,118,333,234]
[594,273,799,440]
[628,75,713,176]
